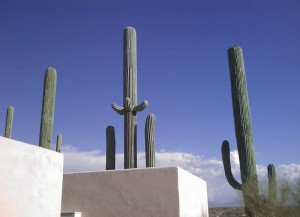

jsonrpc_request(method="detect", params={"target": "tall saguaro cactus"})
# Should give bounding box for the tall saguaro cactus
[112,27,148,169]
[106,126,116,170]
[145,114,156,167]
[4,106,14,138]
[39,67,57,149]
[221,46,259,217]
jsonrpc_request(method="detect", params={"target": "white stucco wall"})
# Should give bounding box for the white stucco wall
[0,136,64,217]
[178,167,209,217]
[62,167,208,217]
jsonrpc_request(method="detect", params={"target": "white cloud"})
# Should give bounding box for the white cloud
[61,146,300,203]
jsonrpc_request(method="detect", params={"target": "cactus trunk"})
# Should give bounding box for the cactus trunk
[106,126,116,170]
[112,27,148,169]
[268,164,277,207]
[39,67,57,149]
[145,114,156,167]
[56,134,62,153]
[221,46,258,217]
[4,106,14,138]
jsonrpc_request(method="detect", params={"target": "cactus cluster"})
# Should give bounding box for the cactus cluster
[110,27,156,169]
[221,46,277,216]
[2,67,62,152]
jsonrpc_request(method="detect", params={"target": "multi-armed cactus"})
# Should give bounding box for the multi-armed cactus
[145,114,156,167]
[56,134,62,153]
[39,67,57,149]
[4,106,14,138]
[106,126,116,170]
[112,27,148,169]
[221,46,259,217]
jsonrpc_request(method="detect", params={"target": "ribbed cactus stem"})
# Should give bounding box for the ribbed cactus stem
[106,126,116,170]
[4,106,14,138]
[268,164,277,206]
[39,67,57,149]
[56,134,62,153]
[112,27,148,169]
[221,46,259,217]
[145,114,156,167]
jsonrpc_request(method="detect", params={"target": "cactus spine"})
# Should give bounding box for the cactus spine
[4,106,14,138]
[106,126,116,170]
[39,67,57,149]
[145,114,156,167]
[221,46,258,217]
[56,134,62,153]
[112,27,148,169]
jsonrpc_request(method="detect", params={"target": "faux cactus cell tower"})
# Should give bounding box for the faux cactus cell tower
[221,46,258,217]
[4,106,14,138]
[145,114,156,167]
[112,27,148,169]
[39,67,57,149]
[106,126,116,170]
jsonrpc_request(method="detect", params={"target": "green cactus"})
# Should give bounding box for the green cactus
[112,27,148,169]
[106,126,116,170]
[145,114,156,167]
[221,46,259,217]
[39,67,57,149]
[268,164,277,206]
[4,106,14,138]
[56,134,62,153]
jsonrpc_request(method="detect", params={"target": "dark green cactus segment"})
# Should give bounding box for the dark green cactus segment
[268,164,277,205]
[221,140,242,190]
[228,46,258,185]
[4,106,14,138]
[56,134,62,153]
[39,67,57,149]
[106,126,116,170]
[112,27,148,169]
[145,114,156,167]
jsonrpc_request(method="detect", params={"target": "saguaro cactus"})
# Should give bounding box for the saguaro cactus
[4,106,14,138]
[106,126,116,170]
[112,27,148,169]
[56,134,62,153]
[145,114,156,167]
[221,46,259,217]
[39,67,57,149]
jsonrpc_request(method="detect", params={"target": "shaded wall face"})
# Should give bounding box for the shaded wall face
[61,167,209,217]
[0,136,64,217]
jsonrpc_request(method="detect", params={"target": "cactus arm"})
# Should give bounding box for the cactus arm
[112,103,126,115]
[56,134,62,153]
[221,140,242,190]
[106,126,116,170]
[145,114,155,167]
[39,67,57,149]
[134,100,148,112]
[4,106,14,138]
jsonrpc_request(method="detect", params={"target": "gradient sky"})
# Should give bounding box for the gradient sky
[0,0,299,202]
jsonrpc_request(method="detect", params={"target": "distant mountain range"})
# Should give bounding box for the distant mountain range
[208,201,242,208]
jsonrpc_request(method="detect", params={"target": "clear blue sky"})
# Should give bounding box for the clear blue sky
[1,0,299,169]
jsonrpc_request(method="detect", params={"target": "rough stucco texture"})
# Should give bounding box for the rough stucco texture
[0,136,64,217]
[61,167,208,217]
